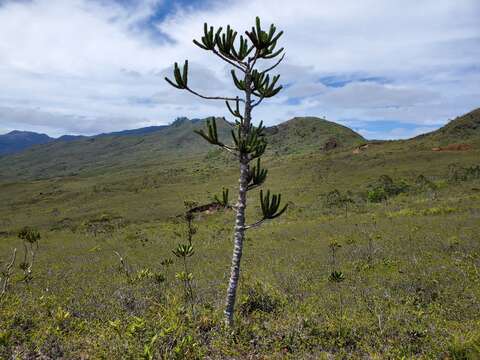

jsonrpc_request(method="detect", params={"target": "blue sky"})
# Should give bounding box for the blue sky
[0,0,479,139]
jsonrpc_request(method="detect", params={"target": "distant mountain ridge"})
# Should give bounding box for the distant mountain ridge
[0,115,362,157]
[0,130,53,155]
[1,108,479,181]
[0,116,366,180]
[0,124,171,156]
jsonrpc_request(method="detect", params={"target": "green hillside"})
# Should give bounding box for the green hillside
[413,107,480,147]
[0,116,364,181]
[266,116,365,154]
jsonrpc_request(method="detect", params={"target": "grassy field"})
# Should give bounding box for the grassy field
[1,115,480,358]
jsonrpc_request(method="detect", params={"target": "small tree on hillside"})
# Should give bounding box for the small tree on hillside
[165,17,287,326]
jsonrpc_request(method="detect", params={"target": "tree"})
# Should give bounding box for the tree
[165,17,287,326]
[18,227,40,283]
[325,189,355,217]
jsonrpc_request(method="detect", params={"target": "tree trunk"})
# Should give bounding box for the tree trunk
[224,158,249,326]
[224,74,252,326]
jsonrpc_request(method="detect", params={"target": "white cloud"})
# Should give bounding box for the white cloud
[0,0,479,137]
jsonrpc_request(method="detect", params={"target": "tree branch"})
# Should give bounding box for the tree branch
[212,49,248,72]
[260,53,285,74]
[184,85,244,102]
[243,218,267,230]
[221,145,239,157]
[251,94,266,108]
[248,49,260,71]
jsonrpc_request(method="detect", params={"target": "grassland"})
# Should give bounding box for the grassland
[1,112,480,359]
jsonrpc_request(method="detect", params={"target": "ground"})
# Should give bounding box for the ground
[0,140,479,359]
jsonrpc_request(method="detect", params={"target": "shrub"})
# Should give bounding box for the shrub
[367,175,409,202]
[239,282,281,316]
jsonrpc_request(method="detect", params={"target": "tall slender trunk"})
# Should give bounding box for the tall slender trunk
[224,75,251,326]
[224,158,249,326]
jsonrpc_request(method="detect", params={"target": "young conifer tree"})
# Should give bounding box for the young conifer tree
[165,17,287,326]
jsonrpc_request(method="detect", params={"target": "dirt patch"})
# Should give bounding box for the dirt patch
[432,143,472,151]
[188,202,225,214]
[323,138,338,151]
[353,143,374,154]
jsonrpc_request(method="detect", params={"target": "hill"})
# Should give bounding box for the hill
[0,116,365,180]
[266,116,365,154]
[0,130,53,155]
[413,107,480,147]
[96,125,168,137]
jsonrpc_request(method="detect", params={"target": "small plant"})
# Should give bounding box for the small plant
[53,306,71,331]
[160,258,174,282]
[173,202,198,311]
[18,227,40,248]
[135,268,154,281]
[328,270,345,283]
[328,240,346,284]
[18,227,40,283]
[174,201,198,246]
[328,240,346,332]
[143,334,158,360]
[0,248,17,301]
[173,244,195,308]
[114,250,133,282]
[357,219,380,267]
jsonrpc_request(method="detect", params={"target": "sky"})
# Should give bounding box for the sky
[0,0,479,139]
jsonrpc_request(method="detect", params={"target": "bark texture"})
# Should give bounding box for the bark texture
[224,76,252,326]
[224,158,249,325]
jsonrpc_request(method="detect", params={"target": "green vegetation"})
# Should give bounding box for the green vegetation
[0,107,480,357]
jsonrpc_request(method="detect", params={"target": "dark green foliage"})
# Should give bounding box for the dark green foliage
[193,117,224,146]
[247,159,267,190]
[172,203,198,309]
[17,227,40,244]
[251,69,282,98]
[214,188,229,207]
[245,17,284,58]
[259,190,288,220]
[448,163,480,182]
[230,121,267,158]
[415,174,437,191]
[328,270,345,283]
[367,175,409,202]
[172,244,194,258]
[193,23,218,50]
[164,61,188,89]
[239,282,280,315]
[225,98,243,120]
[160,258,174,267]
[231,70,246,91]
